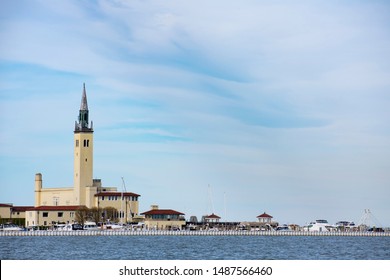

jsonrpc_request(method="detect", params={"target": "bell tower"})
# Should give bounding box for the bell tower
[74,83,94,206]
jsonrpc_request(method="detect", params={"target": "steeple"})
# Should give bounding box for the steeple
[80,83,88,111]
[75,83,93,132]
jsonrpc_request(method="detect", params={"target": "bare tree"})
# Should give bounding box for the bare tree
[75,206,89,226]
[89,207,101,224]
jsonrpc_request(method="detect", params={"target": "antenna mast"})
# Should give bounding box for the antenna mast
[121,177,133,223]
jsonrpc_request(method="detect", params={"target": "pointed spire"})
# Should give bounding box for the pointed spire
[75,83,93,132]
[80,83,88,111]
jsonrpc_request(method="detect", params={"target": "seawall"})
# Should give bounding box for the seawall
[1,230,389,237]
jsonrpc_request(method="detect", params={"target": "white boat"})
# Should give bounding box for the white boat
[304,219,332,232]
[54,223,84,231]
[1,223,23,231]
[97,218,125,230]
[83,221,99,230]
[276,224,291,231]
[54,223,71,231]
[335,221,357,229]
[107,223,124,230]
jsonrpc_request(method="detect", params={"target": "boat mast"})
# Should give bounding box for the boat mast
[358,209,382,228]
[121,177,125,224]
[224,192,227,223]
[208,184,215,214]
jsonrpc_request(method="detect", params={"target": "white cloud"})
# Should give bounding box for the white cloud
[1,0,390,225]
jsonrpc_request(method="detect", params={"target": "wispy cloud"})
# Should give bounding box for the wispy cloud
[1,0,390,224]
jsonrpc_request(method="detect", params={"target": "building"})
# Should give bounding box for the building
[25,84,141,227]
[141,205,185,230]
[203,213,221,223]
[257,212,273,223]
[0,204,32,226]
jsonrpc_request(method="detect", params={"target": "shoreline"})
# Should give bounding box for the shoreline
[1,230,389,237]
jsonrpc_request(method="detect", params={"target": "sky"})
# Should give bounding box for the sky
[0,0,389,226]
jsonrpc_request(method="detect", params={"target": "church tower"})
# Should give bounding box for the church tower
[74,83,94,207]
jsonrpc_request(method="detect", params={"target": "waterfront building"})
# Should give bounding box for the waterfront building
[0,204,31,226]
[141,205,185,230]
[257,212,273,223]
[25,84,141,228]
[203,213,221,223]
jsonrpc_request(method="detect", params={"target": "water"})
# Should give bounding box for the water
[1,236,389,260]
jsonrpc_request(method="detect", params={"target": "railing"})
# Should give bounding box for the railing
[1,230,389,237]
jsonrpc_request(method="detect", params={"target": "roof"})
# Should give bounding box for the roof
[95,192,140,197]
[0,204,34,211]
[11,206,34,212]
[0,203,13,208]
[80,83,88,111]
[27,205,84,211]
[205,213,221,219]
[141,209,184,216]
[257,212,273,218]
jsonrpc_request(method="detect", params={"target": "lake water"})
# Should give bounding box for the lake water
[1,235,389,260]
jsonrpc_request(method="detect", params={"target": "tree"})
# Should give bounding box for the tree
[89,207,101,224]
[75,206,89,225]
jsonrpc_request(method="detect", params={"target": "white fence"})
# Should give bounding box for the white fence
[1,230,389,237]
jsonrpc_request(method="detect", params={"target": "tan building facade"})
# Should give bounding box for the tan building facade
[0,204,31,226]
[141,205,185,230]
[26,84,141,227]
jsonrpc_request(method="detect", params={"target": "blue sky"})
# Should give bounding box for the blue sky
[1,0,389,226]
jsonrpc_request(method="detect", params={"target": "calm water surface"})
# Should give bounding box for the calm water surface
[1,236,389,260]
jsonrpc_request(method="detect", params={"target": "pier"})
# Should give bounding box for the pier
[1,230,389,237]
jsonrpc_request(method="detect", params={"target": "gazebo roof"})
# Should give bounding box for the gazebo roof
[205,213,221,219]
[257,212,273,218]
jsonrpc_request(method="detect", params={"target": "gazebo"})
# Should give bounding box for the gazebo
[257,212,273,223]
[204,213,221,223]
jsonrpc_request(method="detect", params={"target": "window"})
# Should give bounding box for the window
[53,197,59,206]
[83,139,90,147]
[70,212,74,218]
[76,140,79,147]
[43,212,48,217]
[58,212,63,218]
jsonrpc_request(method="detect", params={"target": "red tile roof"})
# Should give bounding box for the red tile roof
[141,209,184,216]
[28,205,84,211]
[0,203,13,208]
[257,212,273,218]
[206,213,221,219]
[95,192,140,197]
[11,206,34,212]
[1,204,35,211]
